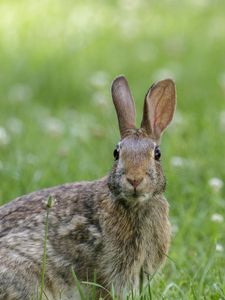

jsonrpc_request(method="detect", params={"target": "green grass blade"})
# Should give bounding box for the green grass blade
[71,267,86,300]
[39,196,53,300]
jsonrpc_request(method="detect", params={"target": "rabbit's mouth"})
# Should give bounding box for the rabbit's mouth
[133,192,151,201]
[132,189,143,198]
[133,190,139,197]
[122,190,151,203]
[114,187,152,204]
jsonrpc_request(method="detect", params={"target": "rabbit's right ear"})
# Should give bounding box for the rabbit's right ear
[141,79,176,143]
[111,76,136,138]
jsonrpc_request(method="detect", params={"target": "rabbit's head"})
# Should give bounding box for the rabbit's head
[108,76,176,204]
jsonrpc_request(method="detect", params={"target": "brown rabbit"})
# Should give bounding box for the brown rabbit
[0,76,176,300]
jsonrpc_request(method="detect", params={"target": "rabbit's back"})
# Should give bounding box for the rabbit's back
[0,179,107,300]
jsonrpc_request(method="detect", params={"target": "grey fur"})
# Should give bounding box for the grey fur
[0,76,176,299]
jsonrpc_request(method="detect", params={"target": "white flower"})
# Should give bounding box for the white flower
[69,113,96,141]
[0,127,10,146]
[171,224,179,235]
[7,118,23,135]
[92,91,108,107]
[170,156,185,167]
[119,18,140,39]
[26,154,38,165]
[32,170,43,183]
[211,213,224,223]
[216,243,224,252]
[189,0,210,8]
[172,111,185,126]
[208,177,224,192]
[120,0,143,11]
[89,71,109,89]
[58,146,69,158]
[43,117,65,137]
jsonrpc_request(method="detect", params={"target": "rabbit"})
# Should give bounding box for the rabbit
[0,75,176,300]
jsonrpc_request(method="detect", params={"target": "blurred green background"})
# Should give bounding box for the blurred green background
[0,0,225,298]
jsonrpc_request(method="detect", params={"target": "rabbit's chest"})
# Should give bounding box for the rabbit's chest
[100,197,170,293]
[102,216,170,293]
[128,218,169,273]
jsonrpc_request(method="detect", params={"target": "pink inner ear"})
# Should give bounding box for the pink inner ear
[150,92,165,137]
[150,87,175,139]
[152,100,161,132]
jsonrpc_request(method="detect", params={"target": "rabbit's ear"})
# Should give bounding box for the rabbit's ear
[112,76,136,138]
[141,79,176,143]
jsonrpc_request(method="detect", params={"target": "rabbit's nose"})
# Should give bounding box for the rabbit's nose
[127,177,143,189]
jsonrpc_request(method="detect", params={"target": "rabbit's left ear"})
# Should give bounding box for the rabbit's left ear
[141,79,176,143]
[112,76,136,138]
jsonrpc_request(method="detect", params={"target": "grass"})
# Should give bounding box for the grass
[39,196,54,300]
[0,0,225,298]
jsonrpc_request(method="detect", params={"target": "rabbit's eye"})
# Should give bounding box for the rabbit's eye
[154,146,161,161]
[113,148,119,161]
[113,142,121,161]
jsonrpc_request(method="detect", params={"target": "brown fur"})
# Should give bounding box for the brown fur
[0,76,176,299]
